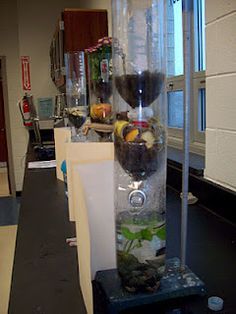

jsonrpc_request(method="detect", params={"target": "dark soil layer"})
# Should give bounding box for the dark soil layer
[115,71,164,108]
[68,113,86,129]
[114,137,158,180]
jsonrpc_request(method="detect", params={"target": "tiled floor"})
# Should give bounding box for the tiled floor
[0,194,20,314]
[0,167,10,197]
[0,197,20,227]
[0,225,17,314]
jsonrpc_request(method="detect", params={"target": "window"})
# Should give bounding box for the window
[194,0,206,72]
[167,0,183,77]
[198,88,206,132]
[168,90,184,128]
[166,0,206,154]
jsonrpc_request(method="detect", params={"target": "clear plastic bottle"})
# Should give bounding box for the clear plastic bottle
[60,160,68,197]
[65,51,88,141]
[87,38,113,141]
[112,0,167,293]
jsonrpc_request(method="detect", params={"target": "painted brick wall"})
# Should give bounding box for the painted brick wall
[204,0,236,191]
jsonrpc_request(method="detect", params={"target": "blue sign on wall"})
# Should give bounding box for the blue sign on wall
[37,97,54,120]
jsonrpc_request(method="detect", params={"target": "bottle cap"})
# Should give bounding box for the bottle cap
[61,160,67,173]
[208,296,224,311]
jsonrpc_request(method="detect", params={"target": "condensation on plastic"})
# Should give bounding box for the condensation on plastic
[112,0,167,291]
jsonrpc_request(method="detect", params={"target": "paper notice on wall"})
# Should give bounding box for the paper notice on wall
[21,56,31,91]
[28,160,56,169]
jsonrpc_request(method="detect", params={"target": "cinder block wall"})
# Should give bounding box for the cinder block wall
[205,0,236,191]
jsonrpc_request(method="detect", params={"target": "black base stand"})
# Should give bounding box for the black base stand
[94,258,206,314]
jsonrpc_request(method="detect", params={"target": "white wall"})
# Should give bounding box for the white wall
[204,0,236,191]
[0,0,110,191]
[0,0,23,192]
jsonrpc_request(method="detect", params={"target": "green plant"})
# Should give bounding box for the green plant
[121,224,166,254]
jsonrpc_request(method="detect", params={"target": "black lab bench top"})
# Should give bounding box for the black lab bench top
[8,147,86,314]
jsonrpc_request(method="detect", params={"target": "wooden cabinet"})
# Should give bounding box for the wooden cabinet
[50,9,108,89]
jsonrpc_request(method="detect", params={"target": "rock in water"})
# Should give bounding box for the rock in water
[118,251,161,293]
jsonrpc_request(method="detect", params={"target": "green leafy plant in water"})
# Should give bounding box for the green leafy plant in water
[121,224,166,254]
[90,52,100,81]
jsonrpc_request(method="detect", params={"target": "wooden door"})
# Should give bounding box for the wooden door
[0,76,8,162]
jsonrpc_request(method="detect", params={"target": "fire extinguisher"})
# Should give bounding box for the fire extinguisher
[19,94,32,127]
